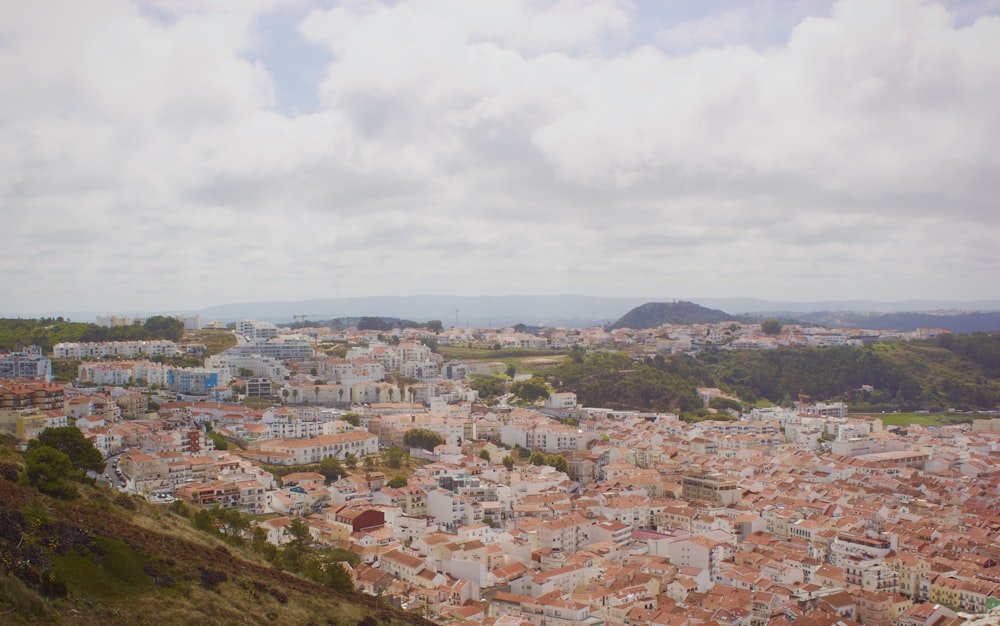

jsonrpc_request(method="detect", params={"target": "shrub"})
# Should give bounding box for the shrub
[155,574,176,588]
[40,569,67,598]
[199,567,228,589]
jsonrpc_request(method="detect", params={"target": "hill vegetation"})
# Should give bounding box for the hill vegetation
[792,310,1000,333]
[0,316,185,353]
[287,316,443,333]
[551,351,704,413]
[549,333,1000,415]
[608,301,742,330]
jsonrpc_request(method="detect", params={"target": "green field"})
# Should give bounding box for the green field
[853,412,979,426]
[437,346,569,375]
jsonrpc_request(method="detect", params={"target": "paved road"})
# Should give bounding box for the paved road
[103,453,126,489]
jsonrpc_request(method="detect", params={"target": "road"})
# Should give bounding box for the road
[103,452,127,489]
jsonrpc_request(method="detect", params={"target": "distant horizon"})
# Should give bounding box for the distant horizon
[7,294,1000,326]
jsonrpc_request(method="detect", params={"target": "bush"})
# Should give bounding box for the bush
[199,567,228,589]
[155,574,176,588]
[40,569,67,598]
[0,461,20,482]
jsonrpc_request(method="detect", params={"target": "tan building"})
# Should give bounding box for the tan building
[682,468,740,505]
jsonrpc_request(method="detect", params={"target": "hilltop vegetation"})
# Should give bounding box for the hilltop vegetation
[793,310,1000,333]
[549,333,1000,414]
[608,301,743,330]
[287,316,442,333]
[551,351,704,413]
[0,316,185,352]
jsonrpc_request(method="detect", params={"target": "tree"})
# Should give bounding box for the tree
[529,452,546,466]
[469,375,506,400]
[319,456,346,483]
[208,431,229,450]
[193,509,215,533]
[323,561,355,594]
[502,455,515,471]
[344,453,358,470]
[387,476,407,488]
[761,319,783,336]
[384,446,407,469]
[23,444,78,499]
[288,518,312,552]
[143,315,184,341]
[544,454,569,474]
[341,412,362,427]
[511,376,549,403]
[424,320,444,333]
[403,428,444,451]
[478,449,491,462]
[36,426,104,474]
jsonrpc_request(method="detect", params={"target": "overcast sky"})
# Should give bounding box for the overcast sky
[3,0,999,316]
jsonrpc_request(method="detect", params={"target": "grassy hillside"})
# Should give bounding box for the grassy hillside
[184,328,238,356]
[0,439,431,626]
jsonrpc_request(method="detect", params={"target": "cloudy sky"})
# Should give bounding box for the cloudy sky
[3,0,999,316]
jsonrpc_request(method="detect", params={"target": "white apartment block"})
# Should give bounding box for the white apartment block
[227,337,314,360]
[54,340,179,359]
[205,353,290,381]
[235,319,279,339]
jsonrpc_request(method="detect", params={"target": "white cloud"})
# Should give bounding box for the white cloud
[657,9,752,48]
[1,0,999,315]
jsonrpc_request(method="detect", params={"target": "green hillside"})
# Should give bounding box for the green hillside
[0,317,185,353]
[550,334,1000,414]
[0,438,431,626]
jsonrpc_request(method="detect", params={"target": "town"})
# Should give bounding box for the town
[2,313,999,626]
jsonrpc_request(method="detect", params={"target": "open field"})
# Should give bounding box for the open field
[436,345,569,375]
[183,329,237,356]
[851,412,983,426]
[437,346,569,360]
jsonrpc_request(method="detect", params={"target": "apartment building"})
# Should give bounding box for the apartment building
[0,346,52,381]
[0,380,65,411]
[54,340,178,359]
[681,468,740,505]
[248,431,378,465]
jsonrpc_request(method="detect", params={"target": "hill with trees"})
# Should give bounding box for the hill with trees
[0,316,184,353]
[792,310,1000,333]
[548,333,1000,415]
[285,316,442,333]
[608,301,741,330]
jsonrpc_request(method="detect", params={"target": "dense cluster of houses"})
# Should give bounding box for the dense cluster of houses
[2,316,999,626]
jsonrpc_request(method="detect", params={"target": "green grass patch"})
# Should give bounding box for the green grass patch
[437,345,568,360]
[855,412,975,426]
[53,536,154,601]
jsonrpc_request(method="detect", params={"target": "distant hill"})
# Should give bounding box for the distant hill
[608,301,738,330]
[792,310,1000,333]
